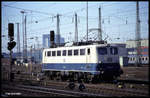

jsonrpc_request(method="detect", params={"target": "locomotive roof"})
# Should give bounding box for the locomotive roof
[43,43,124,52]
[43,43,108,51]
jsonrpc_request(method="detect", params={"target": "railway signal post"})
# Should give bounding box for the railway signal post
[8,23,16,82]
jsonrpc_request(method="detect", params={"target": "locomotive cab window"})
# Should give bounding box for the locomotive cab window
[80,49,85,55]
[74,49,78,56]
[57,50,61,56]
[62,50,66,56]
[97,47,107,55]
[52,51,56,56]
[68,50,72,56]
[87,48,90,55]
[110,47,118,55]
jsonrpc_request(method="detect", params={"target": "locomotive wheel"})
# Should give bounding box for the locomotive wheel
[68,82,75,90]
[79,83,85,91]
[91,75,101,84]
[56,72,61,81]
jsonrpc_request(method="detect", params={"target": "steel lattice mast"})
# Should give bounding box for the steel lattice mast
[24,15,27,62]
[75,13,78,43]
[135,1,141,66]
[21,11,25,61]
[56,14,60,46]
[16,23,21,57]
[98,6,102,41]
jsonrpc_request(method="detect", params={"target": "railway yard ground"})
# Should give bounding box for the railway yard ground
[1,59,149,97]
[119,65,149,81]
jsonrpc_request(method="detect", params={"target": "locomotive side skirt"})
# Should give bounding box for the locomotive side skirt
[42,63,122,75]
[42,63,98,74]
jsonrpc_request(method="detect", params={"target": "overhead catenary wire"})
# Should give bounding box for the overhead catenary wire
[26,18,148,36]
[3,3,146,26]
[2,3,147,23]
[2,4,55,16]
[2,2,148,48]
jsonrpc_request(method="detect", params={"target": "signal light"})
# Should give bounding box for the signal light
[50,30,55,42]
[7,41,16,51]
[8,23,14,37]
[8,42,11,51]
[10,37,14,41]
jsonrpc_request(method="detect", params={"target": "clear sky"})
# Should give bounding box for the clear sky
[1,1,149,53]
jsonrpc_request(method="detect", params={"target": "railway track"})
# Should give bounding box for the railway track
[3,73,148,97]
[13,74,149,89]
[84,83,149,97]
[2,79,149,97]
[2,83,107,97]
[117,79,149,85]
[13,73,149,85]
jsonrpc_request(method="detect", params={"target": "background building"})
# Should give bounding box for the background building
[126,39,149,65]
[2,34,65,64]
[42,34,65,48]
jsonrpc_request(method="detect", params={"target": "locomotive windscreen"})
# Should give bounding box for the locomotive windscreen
[97,47,107,55]
[110,47,118,55]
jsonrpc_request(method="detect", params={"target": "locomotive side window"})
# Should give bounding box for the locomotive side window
[74,49,78,56]
[142,57,144,61]
[47,51,51,56]
[130,57,132,61]
[52,51,56,56]
[110,47,118,55]
[97,47,107,55]
[68,50,72,56]
[133,57,135,61]
[62,50,66,56]
[57,50,61,56]
[87,48,90,55]
[80,49,85,55]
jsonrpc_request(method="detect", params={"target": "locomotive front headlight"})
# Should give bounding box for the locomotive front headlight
[99,61,102,63]
[101,71,104,74]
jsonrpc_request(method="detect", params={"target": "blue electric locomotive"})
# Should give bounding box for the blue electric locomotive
[42,42,123,82]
